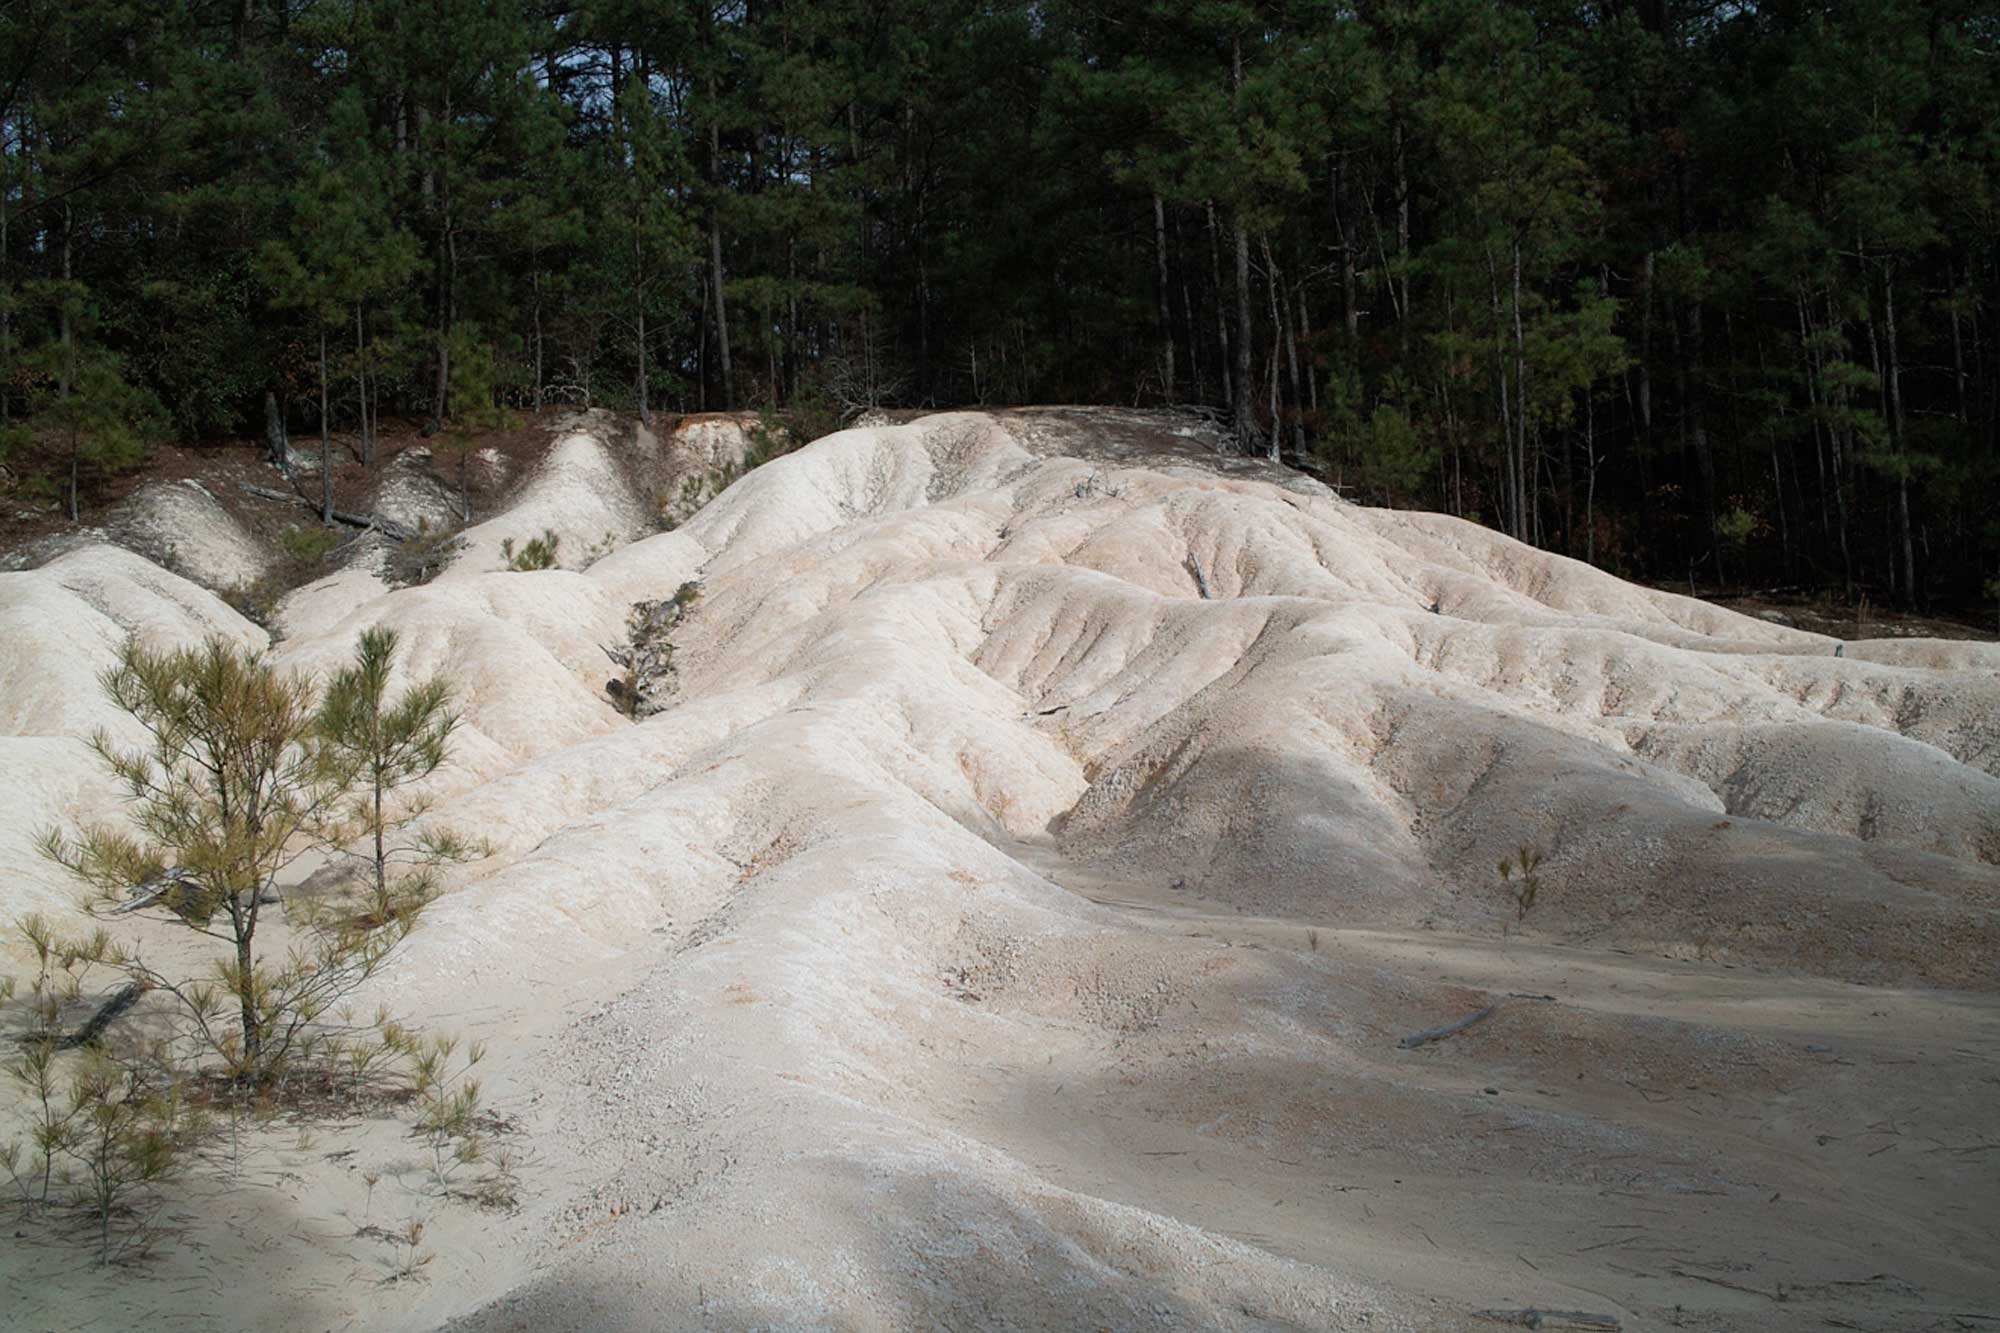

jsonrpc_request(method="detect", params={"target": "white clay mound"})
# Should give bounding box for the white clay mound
[441,413,653,578]
[2,408,1996,1331]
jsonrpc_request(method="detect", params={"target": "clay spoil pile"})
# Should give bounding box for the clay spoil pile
[2,409,1995,1331]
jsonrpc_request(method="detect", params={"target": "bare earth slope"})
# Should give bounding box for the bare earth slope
[2,408,1996,1331]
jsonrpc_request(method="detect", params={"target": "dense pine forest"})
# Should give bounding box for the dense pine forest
[2,1,1998,608]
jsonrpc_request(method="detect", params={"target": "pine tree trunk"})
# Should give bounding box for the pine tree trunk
[1266,341,1280,454]
[431,107,454,425]
[62,207,76,521]
[1262,239,1278,459]
[1273,247,1307,458]
[1948,264,1968,425]
[373,777,387,899]
[1673,290,1719,582]
[709,110,732,410]
[1294,283,1317,414]
[1637,253,1654,449]
[1153,194,1175,401]
[696,271,709,412]
[786,236,800,402]
[0,161,9,427]
[355,303,371,465]
[1229,36,1257,450]
[1206,202,1231,408]
[636,293,649,422]
[1175,210,1202,403]
[1488,248,1514,538]
[320,328,332,525]
[58,204,73,400]
[1884,264,1915,604]
[1394,119,1411,362]
[236,929,260,1077]
[916,218,932,400]
[710,215,731,409]
[1797,291,1829,539]
[266,390,289,471]
[433,295,451,425]
[1585,392,1598,565]
[1512,240,1530,543]
[1331,155,1358,343]
[532,270,545,412]
[1233,212,1257,452]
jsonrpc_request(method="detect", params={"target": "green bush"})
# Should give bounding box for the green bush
[230,524,343,629]
[499,529,560,571]
[8,630,508,1259]
[1498,843,1547,921]
[383,518,464,588]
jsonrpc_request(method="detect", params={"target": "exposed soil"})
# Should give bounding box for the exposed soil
[2,407,1995,1331]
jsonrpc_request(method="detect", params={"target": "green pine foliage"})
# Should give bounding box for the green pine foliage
[317,626,478,909]
[33,631,466,1090]
[16,342,163,521]
[0,0,1997,609]
[9,629,502,1259]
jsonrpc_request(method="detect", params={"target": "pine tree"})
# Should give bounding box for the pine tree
[39,638,387,1085]
[21,337,161,522]
[317,626,476,911]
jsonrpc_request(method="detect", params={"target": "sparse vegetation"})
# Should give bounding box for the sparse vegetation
[38,636,379,1084]
[746,412,794,472]
[1498,843,1547,921]
[2,917,193,1261]
[230,523,343,628]
[8,630,501,1261]
[649,418,805,533]
[653,464,732,532]
[605,580,702,718]
[382,517,463,588]
[499,529,560,571]
[318,626,481,907]
[383,1026,488,1195]
[390,1216,433,1282]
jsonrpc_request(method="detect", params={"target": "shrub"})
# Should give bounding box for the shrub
[11,630,505,1260]
[381,1025,488,1194]
[1497,843,1546,921]
[317,626,481,908]
[36,633,454,1086]
[383,517,463,588]
[231,524,343,629]
[499,529,560,571]
[605,580,702,718]
[3,915,194,1262]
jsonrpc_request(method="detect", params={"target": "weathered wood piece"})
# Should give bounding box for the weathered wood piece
[236,482,412,541]
[1473,1308,1621,1330]
[1398,1003,1499,1049]
[58,982,147,1050]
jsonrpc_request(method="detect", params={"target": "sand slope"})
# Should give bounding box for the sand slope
[2,409,1996,1331]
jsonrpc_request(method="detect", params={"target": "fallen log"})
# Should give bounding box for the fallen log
[1185,552,1212,599]
[1474,1309,1621,1331]
[1398,1003,1498,1049]
[236,482,412,541]
[108,865,202,915]
[59,982,147,1050]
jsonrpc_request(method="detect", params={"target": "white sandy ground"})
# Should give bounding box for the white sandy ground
[1,407,1997,1331]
